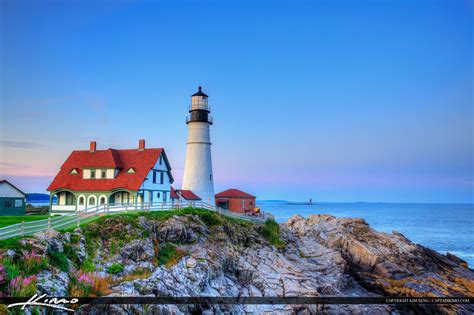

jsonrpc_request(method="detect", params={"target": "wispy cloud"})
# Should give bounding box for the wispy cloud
[0,162,27,167]
[0,140,45,149]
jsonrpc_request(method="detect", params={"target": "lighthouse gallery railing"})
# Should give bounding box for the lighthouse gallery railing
[0,201,269,240]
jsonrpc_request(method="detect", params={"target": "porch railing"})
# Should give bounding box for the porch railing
[0,201,270,240]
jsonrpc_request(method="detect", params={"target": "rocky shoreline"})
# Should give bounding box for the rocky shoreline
[0,210,472,314]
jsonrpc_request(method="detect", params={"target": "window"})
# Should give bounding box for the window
[159,155,163,165]
[160,172,164,184]
[210,174,212,181]
[4,200,13,208]
[78,196,85,205]
[70,168,78,174]
[91,170,96,179]
[153,171,157,183]
[101,170,106,178]
[127,168,135,174]
[99,197,106,205]
[242,200,245,208]
[15,199,22,207]
[163,192,167,201]
[88,196,96,206]
[66,193,74,205]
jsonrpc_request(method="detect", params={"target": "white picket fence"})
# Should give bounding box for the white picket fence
[0,202,269,240]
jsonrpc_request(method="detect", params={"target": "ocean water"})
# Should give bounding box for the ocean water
[258,201,474,267]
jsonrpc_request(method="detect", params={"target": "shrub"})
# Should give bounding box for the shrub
[1,258,20,281]
[81,258,95,273]
[47,249,69,272]
[63,243,81,265]
[107,263,124,275]
[157,244,186,268]
[196,211,222,226]
[70,271,95,296]
[261,219,285,249]
[0,237,23,250]
[69,270,111,297]
[0,266,7,285]
[70,234,81,244]
[22,251,47,275]
[8,275,37,297]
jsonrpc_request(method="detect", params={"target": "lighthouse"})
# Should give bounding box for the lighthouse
[182,86,215,205]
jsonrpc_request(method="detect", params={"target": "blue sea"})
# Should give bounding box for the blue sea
[258,201,474,267]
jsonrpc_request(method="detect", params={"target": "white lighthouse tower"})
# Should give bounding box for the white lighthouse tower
[182,86,215,205]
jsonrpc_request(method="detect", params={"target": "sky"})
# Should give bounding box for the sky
[0,0,472,203]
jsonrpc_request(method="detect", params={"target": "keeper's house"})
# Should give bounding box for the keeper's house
[0,180,26,216]
[47,140,174,213]
[215,189,256,215]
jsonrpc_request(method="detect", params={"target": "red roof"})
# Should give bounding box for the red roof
[215,189,256,199]
[170,186,201,200]
[48,148,172,192]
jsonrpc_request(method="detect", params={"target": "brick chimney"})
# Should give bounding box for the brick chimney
[90,141,96,153]
[138,139,145,151]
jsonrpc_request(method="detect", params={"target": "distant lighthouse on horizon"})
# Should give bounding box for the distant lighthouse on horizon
[182,86,215,205]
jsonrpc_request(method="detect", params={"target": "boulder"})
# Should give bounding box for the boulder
[36,270,69,296]
[35,230,64,253]
[121,239,155,262]
[143,215,209,244]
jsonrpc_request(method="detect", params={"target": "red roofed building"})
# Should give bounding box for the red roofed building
[170,186,201,207]
[215,189,256,214]
[47,140,174,213]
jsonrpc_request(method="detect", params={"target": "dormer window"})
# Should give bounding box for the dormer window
[70,168,78,174]
[91,170,96,179]
[101,170,106,178]
[127,168,136,174]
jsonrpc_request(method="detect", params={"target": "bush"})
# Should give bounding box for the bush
[69,271,110,297]
[8,275,37,297]
[22,252,47,275]
[70,233,81,244]
[261,219,285,249]
[47,249,69,272]
[81,258,95,273]
[157,243,186,268]
[1,258,21,281]
[0,237,23,250]
[195,211,222,226]
[107,263,124,275]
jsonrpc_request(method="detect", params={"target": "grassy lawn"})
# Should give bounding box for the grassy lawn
[0,215,51,228]
[0,208,257,244]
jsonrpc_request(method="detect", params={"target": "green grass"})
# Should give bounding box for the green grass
[81,258,95,272]
[107,262,124,274]
[261,219,285,249]
[0,208,259,246]
[58,216,101,233]
[0,236,23,250]
[156,243,186,267]
[0,215,50,228]
[47,249,69,272]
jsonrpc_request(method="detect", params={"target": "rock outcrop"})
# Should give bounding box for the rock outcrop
[1,212,472,315]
